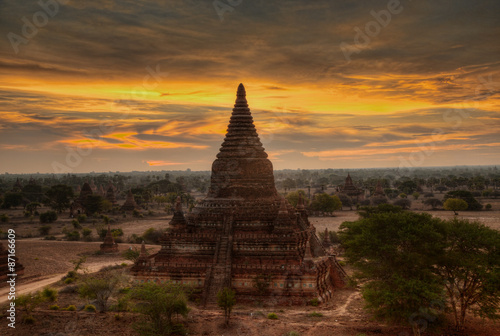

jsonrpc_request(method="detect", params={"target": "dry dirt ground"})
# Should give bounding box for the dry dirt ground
[1,288,499,336]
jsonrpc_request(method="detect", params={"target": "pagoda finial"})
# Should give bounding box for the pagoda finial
[140,241,147,257]
[296,193,305,211]
[175,196,182,212]
[234,83,248,106]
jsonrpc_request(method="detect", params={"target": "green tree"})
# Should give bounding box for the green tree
[14,291,49,323]
[45,184,74,213]
[78,270,125,312]
[129,282,190,335]
[310,193,342,215]
[424,198,442,210]
[436,218,500,332]
[1,192,23,209]
[26,202,41,215]
[285,190,308,207]
[443,198,468,215]
[412,192,420,200]
[393,198,412,210]
[444,190,482,211]
[217,287,236,326]
[39,210,58,223]
[85,195,104,215]
[339,209,446,335]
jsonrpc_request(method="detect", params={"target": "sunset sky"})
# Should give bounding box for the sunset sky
[0,0,499,173]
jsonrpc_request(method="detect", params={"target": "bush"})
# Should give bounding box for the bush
[308,311,323,317]
[72,219,82,229]
[0,214,9,223]
[64,278,75,284]
[77,214,87,223]
[44,235,57,240]
[65,305,76,311]
[284,332,300,336]
[82,228,93,241]
[23,315,36,324]
[66,231,80,241]
[486,204,492,210]
[267,312,278,320]
[38,225,52,236]
[99,228,124,239]
[309,298,319,306]
[49,305,59,310]
[40,211,58,223]
[84,304,97,312]
[42,287,58,302]
[142,227,163,244]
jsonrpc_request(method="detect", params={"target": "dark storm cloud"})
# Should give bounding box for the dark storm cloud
[2,0,498,94]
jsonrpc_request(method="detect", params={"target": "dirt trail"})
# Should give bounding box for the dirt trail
[0,259,131,306]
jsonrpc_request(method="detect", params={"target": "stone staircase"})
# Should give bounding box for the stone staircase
[203,215,233,306]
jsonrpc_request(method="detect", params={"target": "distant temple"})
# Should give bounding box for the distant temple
[70,182,93,216]
[131,84,346,305]
[121,189,139,211]
[337,173,364,202]
[373,181,385,197]
[12,178,23,192]
[0,241,24,287]
[100,224,118,253]
[105,184,117,205]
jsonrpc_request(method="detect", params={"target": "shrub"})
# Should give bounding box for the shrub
[44,235,57,240]
[84,304,97,312]
[40,211,58,223]
[132,209,141,217]
[42,287,58,302]
[0,214,9,222]
[72,219,82,229]
[66,231,80,241]
[285,332,300,336]
[308,311,323,317]
[49,305,59,310]
[65,305,76,311]
[129,282,190,335]
[38,225,52,236]
[99,228,123,239]
[267,312,278,320]
[142,227,163,244]
[485,204,492,210]
[82,228,93,241]
[309,298,319,306]
[64,278,75,284]
[77,214,87,223]
[23,315,36,324]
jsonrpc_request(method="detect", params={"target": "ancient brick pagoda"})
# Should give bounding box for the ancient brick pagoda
[338,173,364,202]
[131,84,346,305]
[100,224,118,253]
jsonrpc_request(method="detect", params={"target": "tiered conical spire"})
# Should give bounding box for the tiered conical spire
[205,83,279,200]
[322,228,332,248]
[121,189,138,211]
[216,83,267,159]
[100,224,118,253]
